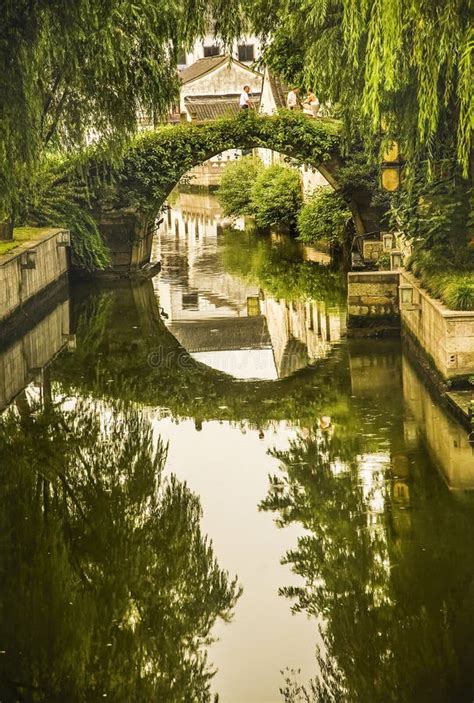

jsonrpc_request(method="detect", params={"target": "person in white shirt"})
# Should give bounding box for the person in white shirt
[240,85,254,110]
[287,87,300,110]
[302,89,320,117]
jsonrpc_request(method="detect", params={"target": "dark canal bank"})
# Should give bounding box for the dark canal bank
[0,191,473,703]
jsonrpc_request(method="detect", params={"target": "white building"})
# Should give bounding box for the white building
[177,55,263,186]
[179,55,263,121]
[258,68,330,196]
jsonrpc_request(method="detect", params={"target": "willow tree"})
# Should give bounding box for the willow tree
[252,0,473,175]
[0,0,244,234]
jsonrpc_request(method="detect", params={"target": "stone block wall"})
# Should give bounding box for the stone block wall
[347,271,400,333]
[362,239,384,261]
[400,270,474,380]
[93,210,154,275]
[0,229,69,324]
[0,299,69,410]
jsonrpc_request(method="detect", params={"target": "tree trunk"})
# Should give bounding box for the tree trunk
[0,218,14,241]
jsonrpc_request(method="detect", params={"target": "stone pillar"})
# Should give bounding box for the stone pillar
[92,209,159,278]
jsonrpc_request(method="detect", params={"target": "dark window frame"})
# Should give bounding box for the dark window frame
[203,45,221,57]
[238,44,255,62]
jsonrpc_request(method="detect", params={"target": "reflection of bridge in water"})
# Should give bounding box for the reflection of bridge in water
[0,273,472,492]
[153,192,346,380]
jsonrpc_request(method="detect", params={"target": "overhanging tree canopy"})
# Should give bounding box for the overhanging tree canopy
[252,0,473,176]
[0,0,245,220]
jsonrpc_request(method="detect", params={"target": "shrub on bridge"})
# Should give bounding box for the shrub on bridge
[251,164,303,230]
[217,156,263,217]
[297,188,352,248]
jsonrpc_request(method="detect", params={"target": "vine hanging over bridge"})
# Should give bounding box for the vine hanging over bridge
[25,111,383,272]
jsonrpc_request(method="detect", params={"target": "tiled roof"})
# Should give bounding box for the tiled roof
[179,55,228,84]
[268,71,288,109]
[167,316,271,353]
[179,55,263,85]
[184,94,261,121]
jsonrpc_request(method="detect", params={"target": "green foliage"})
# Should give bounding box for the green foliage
[0,0,247,216]
[259,363,474,701]
[376,252,391,271]
[251,0,474,176]
[390,168,473,262]
[409,250,474,311]
[0,392,241,701]
[297,188,351,247]
[251,164,303,229]
[221,230,346,306]
[19,157,110,271]
[390,164,473,310]
[217,155,263,216]
[90,111,342,216]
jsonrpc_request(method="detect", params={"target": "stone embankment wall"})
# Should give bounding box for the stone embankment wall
[0,229,69,324]
[399,270,474,381]
[348,270,474,382]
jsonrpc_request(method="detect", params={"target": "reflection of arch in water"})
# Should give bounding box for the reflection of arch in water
[53,279,352,425]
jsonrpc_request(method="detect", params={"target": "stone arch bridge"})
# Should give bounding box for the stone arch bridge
[86,111,380,275]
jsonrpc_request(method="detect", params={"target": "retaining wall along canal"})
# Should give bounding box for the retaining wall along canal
[399,270,474,382]
[0,296,70,411]
[348,270,474,383]
[0,228,69,326]
[347,271,400,334]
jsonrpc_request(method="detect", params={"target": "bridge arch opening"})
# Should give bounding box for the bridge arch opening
[89,112,380,274]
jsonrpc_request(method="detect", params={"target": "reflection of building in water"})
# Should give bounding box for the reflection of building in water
[154,193,346,380]
[402,355,474,491]
[262,297,346,378]
[348,339,474,494]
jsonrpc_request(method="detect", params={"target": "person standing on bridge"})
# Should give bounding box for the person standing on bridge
[240,85,254,111]
[302,89,320,117]
[287,87,300,110]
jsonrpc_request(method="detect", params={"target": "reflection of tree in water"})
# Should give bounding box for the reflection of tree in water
[261,427,474,703]
[0,387,240,702]
[220,231,346,308]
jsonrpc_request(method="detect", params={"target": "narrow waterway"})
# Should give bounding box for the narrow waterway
[0,190,473,702]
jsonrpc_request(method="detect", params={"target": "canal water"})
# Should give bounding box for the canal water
[0,189,474,703]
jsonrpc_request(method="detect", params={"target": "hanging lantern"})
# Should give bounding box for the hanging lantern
[381,139,403,191]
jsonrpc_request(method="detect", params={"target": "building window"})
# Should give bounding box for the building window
[177,50,187,65]
[238,44,255,62]
[203,45,220,57]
